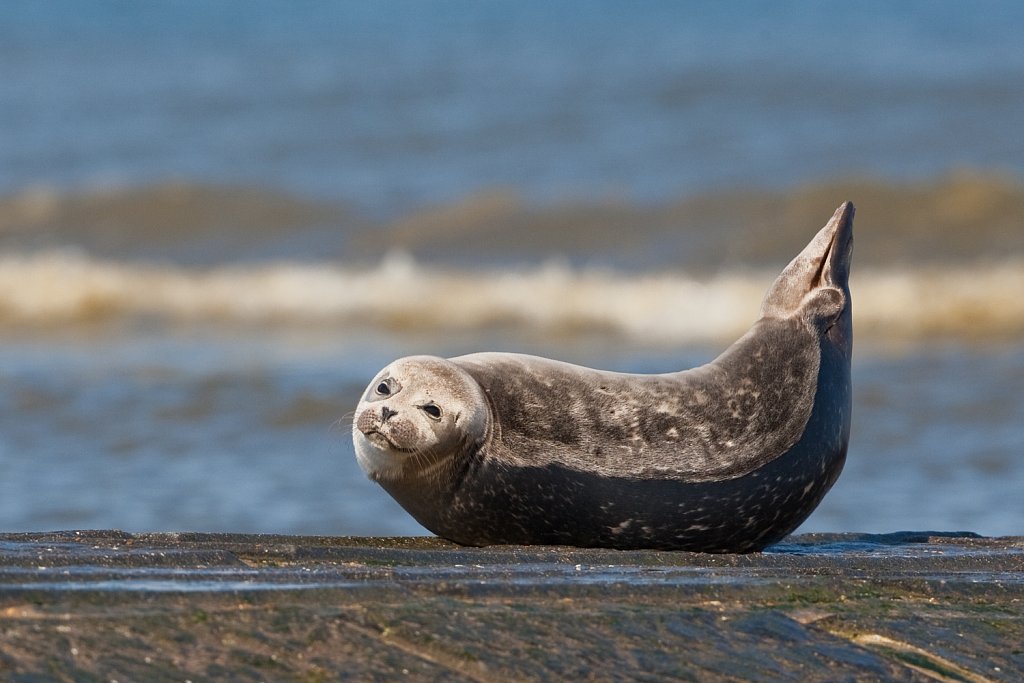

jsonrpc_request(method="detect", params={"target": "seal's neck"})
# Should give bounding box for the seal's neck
[377,430,487,529]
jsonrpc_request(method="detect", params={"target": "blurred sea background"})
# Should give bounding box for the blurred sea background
[1,1,1022,537]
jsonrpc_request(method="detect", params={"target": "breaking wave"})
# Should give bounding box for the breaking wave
[2,250,1022,343]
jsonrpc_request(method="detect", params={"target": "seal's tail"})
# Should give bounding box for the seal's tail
[759,201,854,319]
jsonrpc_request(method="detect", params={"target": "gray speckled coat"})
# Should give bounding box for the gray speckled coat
[382,203,854,552]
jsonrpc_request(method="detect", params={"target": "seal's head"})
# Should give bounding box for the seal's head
[353,355,489,482]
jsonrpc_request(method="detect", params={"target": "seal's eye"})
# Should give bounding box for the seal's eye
[420,403,443,420]
[373,377,401,399]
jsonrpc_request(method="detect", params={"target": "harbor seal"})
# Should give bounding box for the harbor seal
[353,202,854,552]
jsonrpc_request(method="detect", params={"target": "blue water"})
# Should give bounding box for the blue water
[3,1,1024,212]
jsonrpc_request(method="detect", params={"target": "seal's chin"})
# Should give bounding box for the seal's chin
[353,431,407,482]
[362,429,401,451]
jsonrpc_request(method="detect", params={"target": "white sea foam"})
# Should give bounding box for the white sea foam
[2,250,1022,342]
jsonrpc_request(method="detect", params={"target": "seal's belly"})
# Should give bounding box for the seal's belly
[441,451,839,552]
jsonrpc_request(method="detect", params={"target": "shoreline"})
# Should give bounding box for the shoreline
[2,530,1021,680]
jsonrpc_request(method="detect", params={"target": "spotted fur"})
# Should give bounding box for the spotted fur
[353,203,854,552]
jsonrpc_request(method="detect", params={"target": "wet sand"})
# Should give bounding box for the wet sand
[1,531,1021,681]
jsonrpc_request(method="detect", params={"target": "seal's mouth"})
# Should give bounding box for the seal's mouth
[361,428,413,453]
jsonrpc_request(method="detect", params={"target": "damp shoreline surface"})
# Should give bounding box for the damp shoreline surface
[1,530,1021,681]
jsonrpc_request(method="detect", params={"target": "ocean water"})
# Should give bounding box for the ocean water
[1,2,1022,539]
[4,1,1024,209]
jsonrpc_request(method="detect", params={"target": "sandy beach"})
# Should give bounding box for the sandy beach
[2,531,1022,681]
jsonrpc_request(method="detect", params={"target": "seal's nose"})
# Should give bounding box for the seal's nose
[381,406,397,422]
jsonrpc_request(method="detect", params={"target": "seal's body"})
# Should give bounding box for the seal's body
[354,203,854,552]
